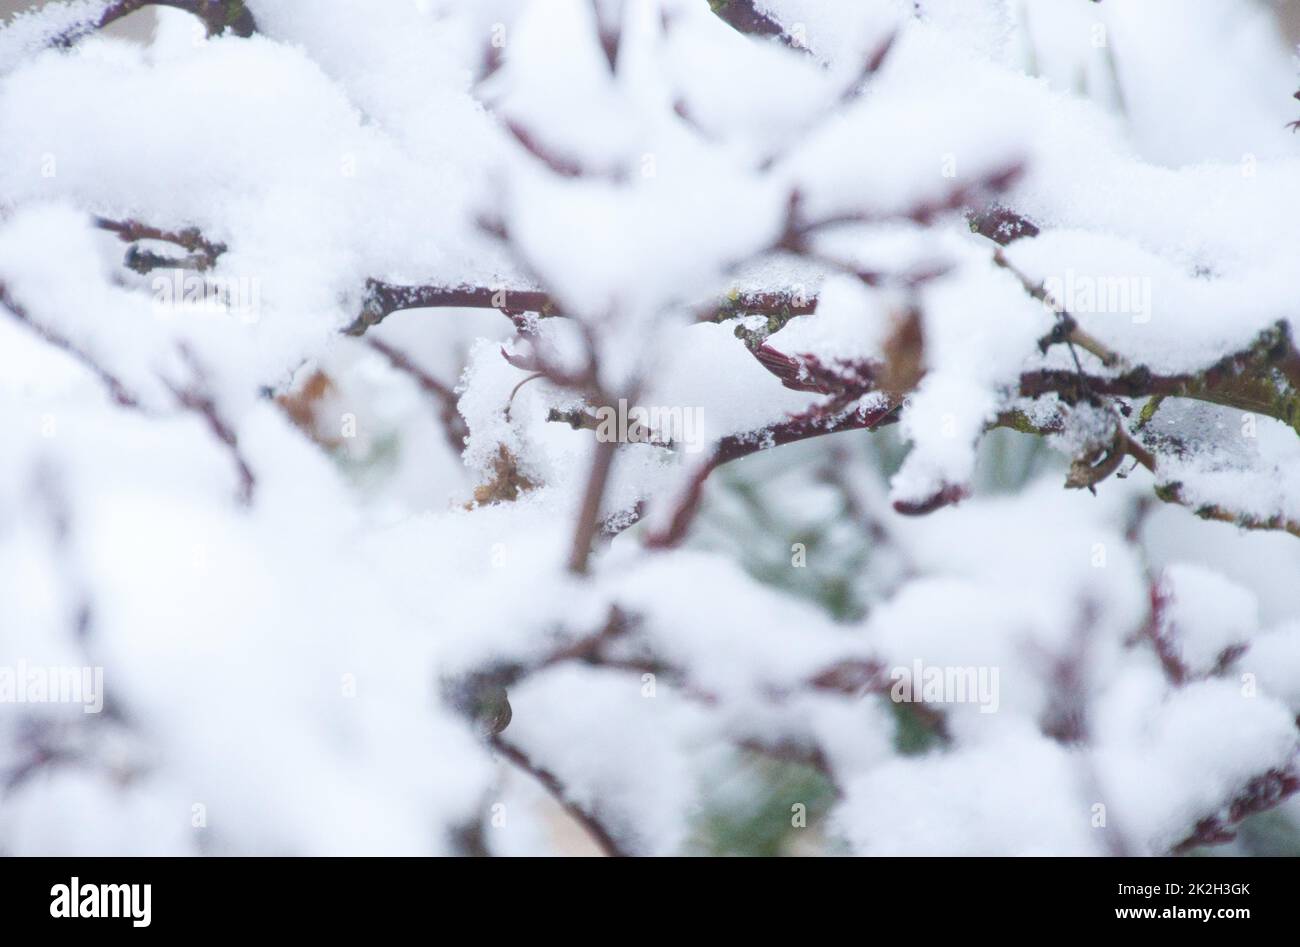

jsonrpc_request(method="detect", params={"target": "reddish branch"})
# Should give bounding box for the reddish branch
[83,214,1300,540]
[777,165,1027,253]
[343,279,563,336]
[346,167,1026,336]
[645,399,903,549]
[1154,482,1300,540]
[166,345,256,505]
[1139,578,1250,688]
[504,120,607,181]
[640,307,1300,546]
[44,0,255,47]
[1174,766,1300,853]
[347,278,820,336]
[2,283,255,504]
[839,32,897,103]
[77,149,1300,544]
[1140,581,1187,685]
[568,439,620,574]
[365,338,468,454]
[706,0,803,49]
[696,289,818,324]
[468,625,947,811]
[0,282,140,408]
[488,733,629,857]
[591,0,622,73]
[993,248,1122,369]
[94,215,226,273]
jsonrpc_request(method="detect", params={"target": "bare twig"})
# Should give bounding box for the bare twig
[568,438,620,575]
[488,733,629,857]
[0,282,140,408]
[343,279,562,336]
[346,167,1025,338]
[365,337,468,454]
[993,248,1125,370]
[94,216,226,273]
[645,398,903,549]
[166,345,256,505]
[1173,766,1300,853]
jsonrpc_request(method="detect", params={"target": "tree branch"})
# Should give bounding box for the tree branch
[0,282,140,408]
[94,215,226,273]
[645,398,903,548]
[993,248,1125,369]
[365,337,468,455]
[166,345,256,505]
[1154,482,1300,540]
[707,0,802,49]
[2,282,255,505]
[488,733,629,857]
[568,438,620,574]
[43,0,255,48]
[1016,319,1300,435]
[1173,765,1300,853]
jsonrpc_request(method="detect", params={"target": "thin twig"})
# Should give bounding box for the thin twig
[365,337,468,454]
[993,248,1125,370]
[488,734,629,857]
[644,399,903,549]
[1173,765,1300,853]
[94,216,226,273]
[0,283,140,408]
[567,438,620,574]
[166,345,256,505]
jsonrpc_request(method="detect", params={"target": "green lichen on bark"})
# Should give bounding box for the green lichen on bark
[1163,321,1300,436]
